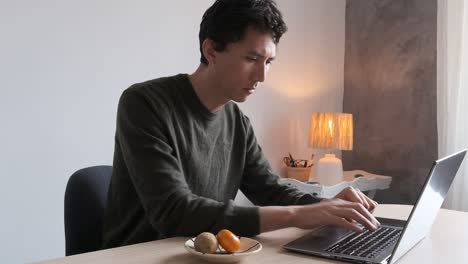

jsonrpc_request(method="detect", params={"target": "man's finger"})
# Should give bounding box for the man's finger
[345,187,365,205]
[355,189,370,210]
[335,217,364,233]
[348,202,381,229]
[357,190,379,213]
[339,207,378,231]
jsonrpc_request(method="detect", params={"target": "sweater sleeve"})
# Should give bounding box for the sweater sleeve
[239,115,321,206]
[116,89,260,237]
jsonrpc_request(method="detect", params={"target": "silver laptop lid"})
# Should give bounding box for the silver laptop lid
[389,149,466,264]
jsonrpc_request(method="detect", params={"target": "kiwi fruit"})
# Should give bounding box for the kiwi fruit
[194,232,218,253]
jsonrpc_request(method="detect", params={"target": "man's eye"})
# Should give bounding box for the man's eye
[246,57,257,62]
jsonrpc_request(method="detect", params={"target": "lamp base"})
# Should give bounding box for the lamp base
[316,154,343,186]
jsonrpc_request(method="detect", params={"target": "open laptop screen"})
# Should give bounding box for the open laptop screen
[389,149,466,263]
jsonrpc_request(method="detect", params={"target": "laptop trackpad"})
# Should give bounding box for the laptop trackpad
[288,226,352,250]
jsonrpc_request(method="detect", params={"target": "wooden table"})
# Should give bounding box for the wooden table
[36,204,468,264]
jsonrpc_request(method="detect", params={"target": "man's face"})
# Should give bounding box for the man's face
[210,27,276,103]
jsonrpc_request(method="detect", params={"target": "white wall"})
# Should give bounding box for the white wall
[0,1,345,263]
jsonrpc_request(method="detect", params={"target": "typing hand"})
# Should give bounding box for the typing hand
[293,198,381,232]
[334,186,378,212]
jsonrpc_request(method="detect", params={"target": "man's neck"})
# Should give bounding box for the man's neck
[189,65,229,113]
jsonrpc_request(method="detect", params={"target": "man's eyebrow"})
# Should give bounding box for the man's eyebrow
[246,51,276,60]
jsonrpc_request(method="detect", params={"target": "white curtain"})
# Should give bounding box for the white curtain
[438,0,468,212]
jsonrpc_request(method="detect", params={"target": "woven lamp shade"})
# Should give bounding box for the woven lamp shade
[309,112,353,150]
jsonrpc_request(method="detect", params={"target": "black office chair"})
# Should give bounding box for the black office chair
[64,165,112,256]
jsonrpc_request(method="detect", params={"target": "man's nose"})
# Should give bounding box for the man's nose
[255,63,267,83]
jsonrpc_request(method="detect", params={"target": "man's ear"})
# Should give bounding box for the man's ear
[202,39,217,64]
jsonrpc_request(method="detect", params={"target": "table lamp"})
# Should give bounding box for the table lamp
[309,112,353,186]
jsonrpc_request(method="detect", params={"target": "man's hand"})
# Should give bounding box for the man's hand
[333,186,378,212]
[259,187,381,233]
[291,198,380,232]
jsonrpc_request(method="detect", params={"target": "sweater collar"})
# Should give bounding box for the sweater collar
[180,73,222,121]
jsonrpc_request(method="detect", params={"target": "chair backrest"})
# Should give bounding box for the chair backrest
[64,165,112,256]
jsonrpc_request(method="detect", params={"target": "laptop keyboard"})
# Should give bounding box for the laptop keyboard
[325,226,402,259]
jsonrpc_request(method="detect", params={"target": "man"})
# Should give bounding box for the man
[102,0,380,249]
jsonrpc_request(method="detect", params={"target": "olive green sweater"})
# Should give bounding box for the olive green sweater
[102,74,320,249]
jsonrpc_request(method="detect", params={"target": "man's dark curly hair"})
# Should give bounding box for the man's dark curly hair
[199,0,287,65]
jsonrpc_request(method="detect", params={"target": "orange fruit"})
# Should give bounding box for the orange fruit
[217,229,240,253]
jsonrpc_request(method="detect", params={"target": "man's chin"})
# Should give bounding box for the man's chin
[231,96,249,103]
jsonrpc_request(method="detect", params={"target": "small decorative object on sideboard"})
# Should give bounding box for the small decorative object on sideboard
[283,153,314,182]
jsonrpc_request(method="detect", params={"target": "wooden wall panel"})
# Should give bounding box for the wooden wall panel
[342,0,438,204]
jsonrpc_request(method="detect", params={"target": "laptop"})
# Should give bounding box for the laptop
[283,149,467,264]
